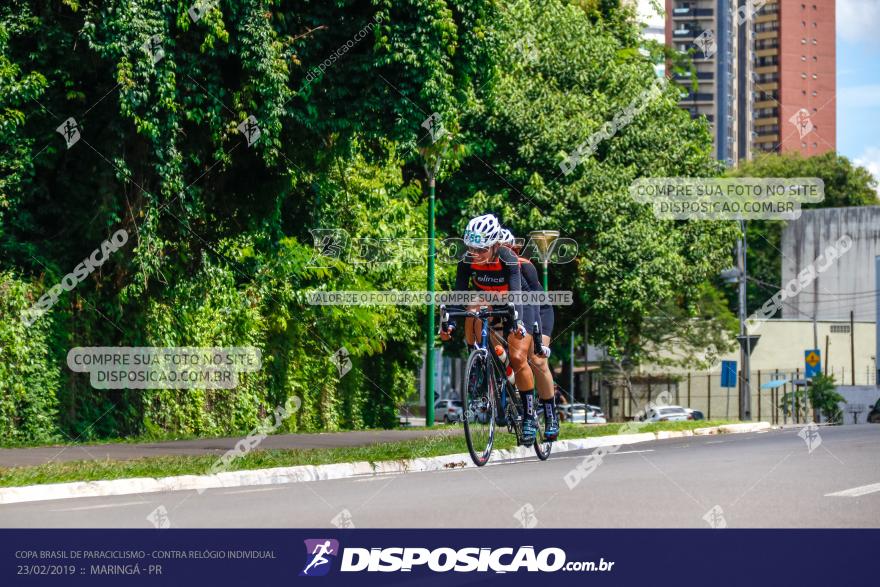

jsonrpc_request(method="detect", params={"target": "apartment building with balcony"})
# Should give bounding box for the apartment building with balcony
[665,0,739,163]
[664,0,835,164]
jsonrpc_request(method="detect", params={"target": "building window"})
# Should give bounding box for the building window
[801,38,807,44]
[812,91,817,96]
[812,74,818,79]
[801,73,807,79]
[830,325,851,334]
[801,55,807,61]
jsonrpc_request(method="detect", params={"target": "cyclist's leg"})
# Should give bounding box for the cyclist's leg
[507,326,537,443]
[463,305,482,346]
[529,334,554,400]
[529,329,559,440]
[506,331,534,391]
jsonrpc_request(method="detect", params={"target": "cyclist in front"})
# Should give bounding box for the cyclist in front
[439,214,541,444]
[499,228,559,441]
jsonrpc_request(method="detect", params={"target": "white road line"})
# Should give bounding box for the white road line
[219,487,283,495]
[825,483,880,498]
[550,450,655,462]
[51,501,147,512]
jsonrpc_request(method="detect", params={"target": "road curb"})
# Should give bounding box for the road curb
[0,422,772,505]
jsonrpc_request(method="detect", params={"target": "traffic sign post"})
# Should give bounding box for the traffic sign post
[805,349,821,379]
[721,360,737,388]
[804,349,822,423]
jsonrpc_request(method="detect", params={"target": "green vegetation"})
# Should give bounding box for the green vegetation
[1,0,874,446]
[807,373,845,424]
[0,419,736,488]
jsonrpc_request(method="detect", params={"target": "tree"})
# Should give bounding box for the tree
[444,0,738,375]
[807,373,844,424]
[724,152,879,315]
[0,0,495,440]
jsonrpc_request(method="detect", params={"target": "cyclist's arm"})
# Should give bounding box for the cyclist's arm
[446,260,471,331]
[499,246,525,330]
[520,258,553,336]
[519,258,543,334]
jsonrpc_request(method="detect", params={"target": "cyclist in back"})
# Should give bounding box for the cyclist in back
[439,214,541,444]
[499,228,559,441]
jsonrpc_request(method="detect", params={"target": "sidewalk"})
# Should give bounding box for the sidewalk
[0,427,458,468]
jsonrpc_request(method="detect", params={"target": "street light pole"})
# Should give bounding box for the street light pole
[529,230,559,292]
[421,140,450,428]
[425,175,436,427]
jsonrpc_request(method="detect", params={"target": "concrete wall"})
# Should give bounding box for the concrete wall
[781,206,880,322]
[645,318,877,383]
[834,386,880,425]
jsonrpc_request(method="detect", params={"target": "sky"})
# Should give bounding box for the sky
[836,0,880,193]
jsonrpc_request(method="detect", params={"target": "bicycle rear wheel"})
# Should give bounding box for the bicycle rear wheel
[462,348,496,466]
[533,408,553,461]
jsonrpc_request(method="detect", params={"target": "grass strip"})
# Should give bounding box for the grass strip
[0,420,735,488]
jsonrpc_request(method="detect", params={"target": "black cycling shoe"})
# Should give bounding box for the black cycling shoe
[520,414,538,445]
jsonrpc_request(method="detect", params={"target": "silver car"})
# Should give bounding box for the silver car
[434,399,464,423]
[640,405,692,422]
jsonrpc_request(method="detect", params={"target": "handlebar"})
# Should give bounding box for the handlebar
[439,303,517,335]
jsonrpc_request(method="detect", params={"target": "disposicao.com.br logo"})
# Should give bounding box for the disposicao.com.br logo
[300,541,614,575]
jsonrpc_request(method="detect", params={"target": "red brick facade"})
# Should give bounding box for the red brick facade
[778,0,836,154]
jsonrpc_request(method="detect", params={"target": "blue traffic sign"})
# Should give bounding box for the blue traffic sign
[721,360,737,388]
[804,349,821,378]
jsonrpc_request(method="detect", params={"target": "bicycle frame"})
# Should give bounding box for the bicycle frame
[439,304,553,463]
[440,305,521,434]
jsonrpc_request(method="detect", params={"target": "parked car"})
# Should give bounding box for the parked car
[434,399,463,423]
[558,403,607,424]
[640,405,692,422]
[685,408,705,421]
[868,399,880,424]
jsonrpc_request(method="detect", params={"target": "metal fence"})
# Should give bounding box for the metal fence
[598,367,878,424]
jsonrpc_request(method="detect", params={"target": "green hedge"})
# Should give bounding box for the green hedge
[0,272,61,443]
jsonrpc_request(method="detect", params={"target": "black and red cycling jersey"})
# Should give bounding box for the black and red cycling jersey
[449,245,532,332]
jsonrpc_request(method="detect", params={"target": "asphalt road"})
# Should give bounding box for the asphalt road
[1,425,878,528]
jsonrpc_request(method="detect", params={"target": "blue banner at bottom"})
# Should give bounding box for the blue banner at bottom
[2,529,874,586]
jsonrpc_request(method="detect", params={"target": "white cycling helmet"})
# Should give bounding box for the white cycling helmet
[499,228,515,246]
[463,214,502,248]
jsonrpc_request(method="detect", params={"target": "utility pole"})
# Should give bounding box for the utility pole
[569,331,575,408]
[850,310,855,385]
[875,256,879,390]
[737,220,752,421]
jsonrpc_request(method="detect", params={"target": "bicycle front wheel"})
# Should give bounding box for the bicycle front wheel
[462,348,496,466]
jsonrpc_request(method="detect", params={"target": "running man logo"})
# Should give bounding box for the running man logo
[300,539,340,577]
